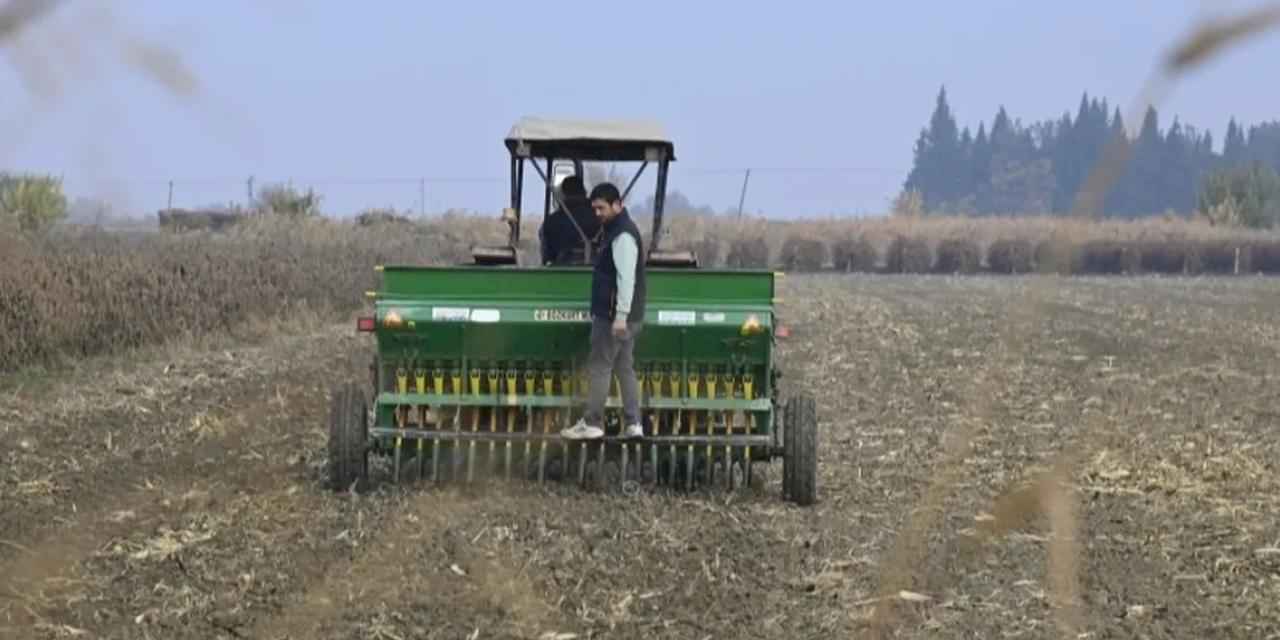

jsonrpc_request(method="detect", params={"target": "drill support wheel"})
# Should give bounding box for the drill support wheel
[328,382,370,493]
[783,394,817,506]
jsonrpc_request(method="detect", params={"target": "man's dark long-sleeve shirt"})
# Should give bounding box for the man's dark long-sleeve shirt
[539,197,599,265]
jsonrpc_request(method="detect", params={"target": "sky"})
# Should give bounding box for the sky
[2,0,1279,220]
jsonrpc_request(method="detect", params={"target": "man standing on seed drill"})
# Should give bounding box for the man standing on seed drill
[561,182,646,441]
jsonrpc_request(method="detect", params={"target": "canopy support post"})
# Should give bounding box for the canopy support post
[651,159,669,254]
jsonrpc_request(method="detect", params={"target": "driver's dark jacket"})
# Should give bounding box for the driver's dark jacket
[539,196,600,265]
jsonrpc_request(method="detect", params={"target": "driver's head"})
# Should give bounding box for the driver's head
[589,182,624,222]
[559,175,585,199]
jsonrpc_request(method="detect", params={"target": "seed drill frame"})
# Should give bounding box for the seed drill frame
[328,117,818,504]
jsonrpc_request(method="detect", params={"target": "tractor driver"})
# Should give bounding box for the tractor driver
[538,175,600,265]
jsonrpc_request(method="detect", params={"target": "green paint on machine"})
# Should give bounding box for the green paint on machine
[326,117,817,505]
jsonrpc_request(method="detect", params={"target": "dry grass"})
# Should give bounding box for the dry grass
[778,234,827,272]
[1248,239,1280,272]
[5,211,1280,374]
[831,235,877,272]
[1078,239,1141,275]
[933,238,982,274]
[0,214,504,373]
[987,238,1035,274]
[885,235,933,274]
[664,213,1280,273]
[725,237,770,268]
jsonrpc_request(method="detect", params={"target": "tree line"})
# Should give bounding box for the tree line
[902,87,1280,221]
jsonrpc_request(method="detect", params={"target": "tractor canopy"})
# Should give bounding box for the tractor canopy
[491,116,682,268]
[503,117,676,162]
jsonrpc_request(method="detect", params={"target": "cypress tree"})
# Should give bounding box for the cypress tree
[903,86,963,211]
[1224,118,1247,167]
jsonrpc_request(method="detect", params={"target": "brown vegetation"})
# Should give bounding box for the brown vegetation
[778,234,827,272]
[663,213,1280,274]
[725,236,769,268]
[885,235,933,273]
[1032,237,1076,274]
[933,237,982,274]
[1248,239,1280,272]
[0,216,497,372]
[1187,240,1240,274]
[1077,239,1139,275]
[355,208,413,226]
[831,234,877,272]
[157,208,245,233]
[1137,238,1191,273]
[6,212,1280,374]
[674,237,721,268]
[986,238,1034,274]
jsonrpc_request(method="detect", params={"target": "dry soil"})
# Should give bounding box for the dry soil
[2,274,1278,639]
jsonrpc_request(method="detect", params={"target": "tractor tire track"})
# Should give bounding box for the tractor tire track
[246,490,460,640]
[246,486,581,640]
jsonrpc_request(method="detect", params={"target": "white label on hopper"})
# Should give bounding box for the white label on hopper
[432,307,470,321]
[470,309,500,323]
[658,310,696,326]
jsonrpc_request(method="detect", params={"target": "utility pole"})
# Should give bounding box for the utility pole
[167,180,173,210]
[420,178,426,217]
[736,168,751,218]
[247,176,254,209]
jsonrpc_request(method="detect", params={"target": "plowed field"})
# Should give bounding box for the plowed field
[3,275,1278,639]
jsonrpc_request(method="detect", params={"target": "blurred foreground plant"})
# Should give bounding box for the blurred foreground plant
[0,172,68,233]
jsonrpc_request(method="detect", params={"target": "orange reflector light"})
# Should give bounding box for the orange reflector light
[357,317,376,332]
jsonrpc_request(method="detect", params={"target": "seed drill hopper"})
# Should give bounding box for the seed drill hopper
[328,117,818,504]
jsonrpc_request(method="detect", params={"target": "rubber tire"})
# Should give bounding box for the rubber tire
[784,394,818,506]
[328,382,370,493]
[782,398,797,500]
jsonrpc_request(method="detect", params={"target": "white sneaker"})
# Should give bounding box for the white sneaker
[623,423,643,439]
[561,419,604,440]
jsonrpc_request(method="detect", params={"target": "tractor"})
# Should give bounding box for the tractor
[328,117,818,505]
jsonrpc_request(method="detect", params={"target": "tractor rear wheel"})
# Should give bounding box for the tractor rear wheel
[783,394,817,506]
[328,382,370,492]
